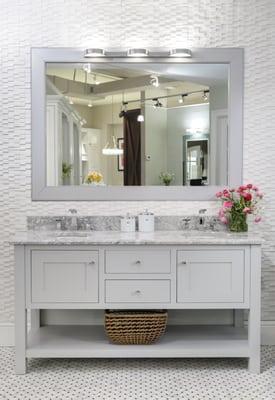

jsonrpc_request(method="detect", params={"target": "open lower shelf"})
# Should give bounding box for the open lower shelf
[27,325,249,358]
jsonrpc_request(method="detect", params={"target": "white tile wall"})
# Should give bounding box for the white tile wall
[0,0,275,324]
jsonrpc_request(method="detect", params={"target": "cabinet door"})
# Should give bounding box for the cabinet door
[31,250,98,303]
[177,249,245,303]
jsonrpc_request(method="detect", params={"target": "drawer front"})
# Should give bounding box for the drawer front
[31,250,99,303]
[177,249,245,303]
[105,280,171,303]
[105,250,171,274]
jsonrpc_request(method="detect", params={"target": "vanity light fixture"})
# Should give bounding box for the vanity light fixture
[127,48,149,57]
[170,48,192,57]
[84,48,105,57]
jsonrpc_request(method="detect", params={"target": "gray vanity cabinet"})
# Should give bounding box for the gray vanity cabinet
[15,242,261,375]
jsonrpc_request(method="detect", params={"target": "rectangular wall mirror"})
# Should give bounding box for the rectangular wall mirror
[32,48,243,200]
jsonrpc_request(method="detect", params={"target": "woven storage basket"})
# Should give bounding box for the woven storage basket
[105,310,167,345]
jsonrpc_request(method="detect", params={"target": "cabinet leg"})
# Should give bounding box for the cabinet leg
[15,246,27,374]
[233,310,244,327]
[248,245,261,374]
[31,309,40,332]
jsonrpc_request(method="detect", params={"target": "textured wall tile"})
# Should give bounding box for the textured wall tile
[0,0,275,323]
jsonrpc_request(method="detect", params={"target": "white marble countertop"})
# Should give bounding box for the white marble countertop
[11,230,263,245]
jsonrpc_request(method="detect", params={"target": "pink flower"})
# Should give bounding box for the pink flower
[223,201,233,209]
[223,192,231,198]
[241,192,252,201]
[220,216,228,224]
[246,184,253,189]
[216,191,223,198]
[256,192,263,199]
[229,188,235,192]
[243,207,252,214]
[252,185,259,191]
[254,216,261,223]
[239,185,246,191]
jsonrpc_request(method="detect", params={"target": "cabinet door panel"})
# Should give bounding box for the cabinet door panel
[31,250,98,303]
[177,250,245,303]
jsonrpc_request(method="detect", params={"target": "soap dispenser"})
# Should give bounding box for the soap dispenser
[120,213,136,232]
[138,209,155,232]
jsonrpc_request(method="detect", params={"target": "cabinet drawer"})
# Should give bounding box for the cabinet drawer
[31,250,99,303]
[177,249,245,303]
[105,250,171,274]
[105,280,171,303]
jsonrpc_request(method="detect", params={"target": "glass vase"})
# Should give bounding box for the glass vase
[229,213,248,232]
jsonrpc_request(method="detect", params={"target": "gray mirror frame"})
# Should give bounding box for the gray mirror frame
[31,47,243,201]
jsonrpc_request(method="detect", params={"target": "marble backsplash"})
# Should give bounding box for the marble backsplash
[27,215,226,232]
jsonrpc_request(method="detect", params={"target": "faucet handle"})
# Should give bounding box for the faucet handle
[199,209,207,215]
[69,208,77,215]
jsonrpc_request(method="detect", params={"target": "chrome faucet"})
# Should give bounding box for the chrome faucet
[199,209,207,225]
[69,209,78,230]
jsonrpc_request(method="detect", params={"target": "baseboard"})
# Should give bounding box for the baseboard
[1,322,274,346]
[0,324,14,346]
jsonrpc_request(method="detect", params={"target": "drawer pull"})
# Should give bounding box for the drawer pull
[180,261,187,264]
[89,261,96,265]
[135,260,142,264]
[134,290,141,295]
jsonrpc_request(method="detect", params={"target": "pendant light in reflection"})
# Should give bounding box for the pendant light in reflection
[102,95,123,156]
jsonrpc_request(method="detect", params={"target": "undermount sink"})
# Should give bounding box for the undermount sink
[54,231,90,237]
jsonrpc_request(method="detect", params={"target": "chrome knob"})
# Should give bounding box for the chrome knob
[181,261,187,264]
[134,290,141,295]
[89,260,95,265]
[135,260,141,264]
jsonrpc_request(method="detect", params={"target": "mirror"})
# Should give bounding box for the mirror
[32,48,243,200]
[46,62,228,187]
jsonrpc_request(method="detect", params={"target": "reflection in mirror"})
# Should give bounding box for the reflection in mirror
[46,62,228,187]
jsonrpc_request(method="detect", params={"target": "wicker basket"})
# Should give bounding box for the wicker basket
[105,310,167,345]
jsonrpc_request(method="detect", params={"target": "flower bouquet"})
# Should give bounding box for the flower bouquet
[85,171,104,185]
[216,184,263,232]
[159,172,175,186]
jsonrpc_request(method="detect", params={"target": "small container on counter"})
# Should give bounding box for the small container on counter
[120,214,136,232]
[138,209,155,232]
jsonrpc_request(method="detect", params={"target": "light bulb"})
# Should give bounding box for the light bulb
[88,102,93,108]
[137,114,144,122]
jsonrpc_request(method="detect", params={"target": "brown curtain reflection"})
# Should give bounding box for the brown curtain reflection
[123,109,141,185]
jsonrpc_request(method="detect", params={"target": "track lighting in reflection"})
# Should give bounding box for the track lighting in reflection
[69,97,74,105]
[88,102,93,108]
[137,113,144,122]
[153,98,163,108]
[178,94,187,104]
[202,90,209,101]
[83,63,92,73]
[119,102,128,118]
[150,75,159,87]
[84,48,105,57]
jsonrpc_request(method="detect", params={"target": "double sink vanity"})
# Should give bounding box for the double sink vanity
[14,46,262,374]
[13,217,262,374]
